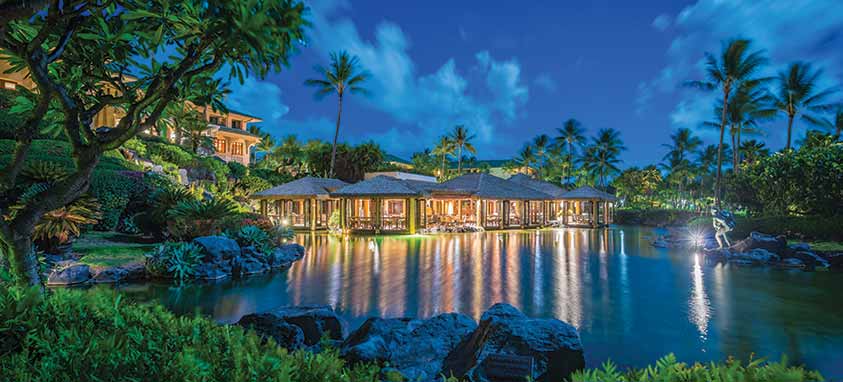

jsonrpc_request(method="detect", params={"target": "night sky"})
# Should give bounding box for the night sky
[224,0,843,166]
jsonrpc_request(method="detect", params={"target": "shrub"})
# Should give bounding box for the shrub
[235,225,273,254]
[146,141,195,167]
[195,156,230,184]
[33,197,101,254]
[89,170,146,231]
[235,174,272,196]
[0,287,380,381]
[167,198,241,240]
[570,354,822,382]
[251,167,294,186]
[144,242,203,281]
[122,137,148,157]
[227,160,248,179]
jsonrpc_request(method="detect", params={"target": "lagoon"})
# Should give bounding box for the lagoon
[116,227,843,377]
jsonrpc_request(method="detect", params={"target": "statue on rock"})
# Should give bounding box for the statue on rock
[711,208,735,249]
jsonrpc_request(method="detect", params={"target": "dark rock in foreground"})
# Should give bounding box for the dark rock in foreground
[190,236,306,280]
[238,305,345,347]
[46,261,91,286]
[704,232,831,270]
[730,231,787,254]
[341,313,477,381]
[442,303,585,382]
[238,314,305,350]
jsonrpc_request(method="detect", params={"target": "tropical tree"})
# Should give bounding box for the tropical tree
[771,62,836,152]
[189,76,231,122]
[532,134,550,178]
[254,132,276,163]
[554,119,587,186]
[0,1,306,287]
[738,139,769,164]
[164,105,210,154]
[514,144,536,175]
[805,105,843,140]
[661,128,701,207]
[304,51,369,178]
[449,125,476,175]
[582,128,625,189]
[432,136,455,180]
[686,39,767,207]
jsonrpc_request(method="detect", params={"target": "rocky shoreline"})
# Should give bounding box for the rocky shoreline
[703,231,841,270]
[43,236,306,286]
[236,303,585,382]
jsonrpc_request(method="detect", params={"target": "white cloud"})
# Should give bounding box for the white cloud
[225,77,290,132]
[638,0,843,145]
[652,14,672,31]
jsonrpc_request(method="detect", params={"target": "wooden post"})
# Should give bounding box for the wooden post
[562,201,568,226]
[503,200,509,227]
[310,198,318,232]
[407,198,415,234]
[521,201,527,228]
[340,198,347,233]
[591,199,598,228]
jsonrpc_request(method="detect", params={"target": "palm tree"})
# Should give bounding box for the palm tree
[433,136,455,180]
[449,125,476,175]
[305,51,369,177]
[771,62,836,152]
[554,119,587,186]
[804,106,843,140]
[686,39,767,207]
[583,128,626,189]
[515,144,536,175]
[738,139,769,164]
[255,133,276,163]
[663,128,702,163]
[532,134,550,179]
[190,76,231,122]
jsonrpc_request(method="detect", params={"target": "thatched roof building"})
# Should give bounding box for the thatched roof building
[252,176,348,199]
[330,175,433,197]
[560,185,618,201]
[507,173,568,199]
[436,173,552,200]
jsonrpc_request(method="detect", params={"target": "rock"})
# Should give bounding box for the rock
[232,255,269,276]
[729,248,780,264]
[193,236,241,262]
[442,303,585,382]
[46,261,91,286]
[151,164,164,173]
[122,262,148,281]
[269,244,305,268]
[789,242,812,252]
[341,313,477,381]
[260,305,346,346]
[791,251,830,269]
[193,262,230,280]
[730,231,787,254]
[91,266,129,283]
[178,168,189,185]
[237,313,306,350]
[780,258,806,269]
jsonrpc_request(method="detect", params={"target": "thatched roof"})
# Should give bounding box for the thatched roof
[252,176,348,199]
[436,173,552,200]
[331,175,427,197]
[560,185,618,201]
[507,174,567,199]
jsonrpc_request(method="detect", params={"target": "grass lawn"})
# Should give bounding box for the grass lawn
[789,240,843,253]
[74,231,158,268]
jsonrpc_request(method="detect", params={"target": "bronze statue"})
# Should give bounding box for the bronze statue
[711,208,735,249]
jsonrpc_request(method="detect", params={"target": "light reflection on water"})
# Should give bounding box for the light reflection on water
[115,226,843,378]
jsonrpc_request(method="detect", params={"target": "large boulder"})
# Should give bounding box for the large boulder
[232,255,270,276]
[730,232,787,254]
[241,305,345,346]
[193,262,230,280]
[442,303,585,382]
[91,266,129,284]
[237,313,306,350]
[729,248,780,264]
[790,251,830,269]
[269,243,306,268]
[193,236,241,262]
[341,313,477,381]
[46,261,91,286]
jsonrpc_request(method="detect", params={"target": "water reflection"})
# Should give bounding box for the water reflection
[116,227,843,378]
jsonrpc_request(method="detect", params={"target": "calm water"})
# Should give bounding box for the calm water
[116,227,843,377]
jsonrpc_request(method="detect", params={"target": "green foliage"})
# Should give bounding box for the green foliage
[196,156,231,184]
[234,174,272,197]
[329,209,342,232]
[235,225,273,254]
[144,242,203,281]
[0,287,379,381]
[251,167,294,186]
[122,137,148,157]
[167,198,242,240]
[33,197,102,253]
[228,160,248,179]
[726,144,843,216]
[147,141,195,168]
[570,354,823,382]
[89,171,146,231]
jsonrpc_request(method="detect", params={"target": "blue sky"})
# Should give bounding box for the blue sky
[224,0,843,166]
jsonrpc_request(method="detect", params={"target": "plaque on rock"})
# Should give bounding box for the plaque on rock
[481,353,534,382]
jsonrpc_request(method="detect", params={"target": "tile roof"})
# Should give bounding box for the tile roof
[252,176,348,199]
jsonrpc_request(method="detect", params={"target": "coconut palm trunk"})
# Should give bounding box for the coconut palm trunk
[785,112,795,152]
[330,94,343,178]
[715,83,731,208]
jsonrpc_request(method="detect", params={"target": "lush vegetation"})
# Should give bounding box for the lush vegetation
[570,354,822,382]
[0,287,379,382]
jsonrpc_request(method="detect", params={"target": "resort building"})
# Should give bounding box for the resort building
[0,58,262,165]
[252,176,348,231]
[253,172,617,234]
